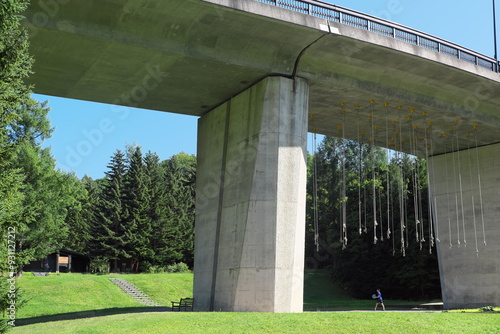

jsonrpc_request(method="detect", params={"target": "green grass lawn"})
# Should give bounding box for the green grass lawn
[15,272,192,319]
[303,269,437,311]
[11,311,500,334]
[9,270,499,333]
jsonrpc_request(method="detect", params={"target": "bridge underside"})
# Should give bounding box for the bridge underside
[24,0,500,310]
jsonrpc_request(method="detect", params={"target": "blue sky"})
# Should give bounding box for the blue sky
[38,0,498,179]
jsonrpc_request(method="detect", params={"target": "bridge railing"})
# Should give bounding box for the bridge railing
[257,0,499,72]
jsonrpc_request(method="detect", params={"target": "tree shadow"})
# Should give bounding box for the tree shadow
[16,307,173,326]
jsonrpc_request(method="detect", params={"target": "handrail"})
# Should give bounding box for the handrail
[256,0,499,72]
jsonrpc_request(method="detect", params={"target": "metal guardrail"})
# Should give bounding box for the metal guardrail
[257,0,499,72]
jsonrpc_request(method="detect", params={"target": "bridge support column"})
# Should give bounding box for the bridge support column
[429,143,500,309]
[193,76,308,312]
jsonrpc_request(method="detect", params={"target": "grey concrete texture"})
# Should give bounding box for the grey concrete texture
[428,143,500,308]
[194,76,307,312]
[24,0,500,156]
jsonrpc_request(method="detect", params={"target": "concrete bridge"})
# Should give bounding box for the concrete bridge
[24,0,500,311]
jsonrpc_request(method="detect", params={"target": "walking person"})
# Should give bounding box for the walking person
[373,288,385,311]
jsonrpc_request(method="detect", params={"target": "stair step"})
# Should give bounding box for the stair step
[109,278,162,306]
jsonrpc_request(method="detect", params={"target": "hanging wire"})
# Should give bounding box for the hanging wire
[408,112,420,245]
[454,120,467,247]
[369,111,378,245]
[384,104,392,242]
[397,106,406,256]
[423,115,435,254]
[310,115,320,253]
[473,126,487,248]
[429,121,440,243]
[442,135,453,249]
[449,126,461,247]
[356,108,363,236]
[340,109,348,249]
[465,131,479,256]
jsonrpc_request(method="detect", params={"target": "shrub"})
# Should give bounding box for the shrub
[90,257,110,274]
[480,306,494,312]
[166,263,190,273]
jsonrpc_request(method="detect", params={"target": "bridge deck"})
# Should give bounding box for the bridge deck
[23,0,500,156]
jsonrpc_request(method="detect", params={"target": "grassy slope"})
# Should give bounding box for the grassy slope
[11,312,500,334]
[16,272,192,319]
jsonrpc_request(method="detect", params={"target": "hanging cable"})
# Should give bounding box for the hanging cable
[443,134,453,249]
[385,104,392,242]
[310,114,320,252]
[423,114,435,254]
[429,121,440,243]
[449,126,461,247]
[454,120,467,247]
[465,131,479,256]
[397,106,406,256]
[473,126,487,248]
[340,109,348,249]
[369,110,378,245]
[356,108,363,236]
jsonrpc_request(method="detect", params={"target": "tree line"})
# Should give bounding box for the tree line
[70,148,196,273]
[305,136,441,300]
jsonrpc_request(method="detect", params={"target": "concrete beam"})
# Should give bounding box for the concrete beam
[194,76,308,312]
[23,0,500,155]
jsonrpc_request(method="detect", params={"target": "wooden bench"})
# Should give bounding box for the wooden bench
[171,298,194,311]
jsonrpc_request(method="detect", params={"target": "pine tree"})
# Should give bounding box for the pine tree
[143,151,172,268]
[122,146,152,272]
[162,153,196,267]
[93,150,128,272]
[62,175,95,253]
[0,0,32,275]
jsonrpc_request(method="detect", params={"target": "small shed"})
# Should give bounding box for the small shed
[24,249,90,273]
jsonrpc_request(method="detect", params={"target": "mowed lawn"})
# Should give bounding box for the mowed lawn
[10,270,499,333]
[11,311,500,334]
[15,272,192,319]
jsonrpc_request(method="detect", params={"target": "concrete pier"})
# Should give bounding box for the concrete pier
[194,76,308,312]
[429,143,500,309]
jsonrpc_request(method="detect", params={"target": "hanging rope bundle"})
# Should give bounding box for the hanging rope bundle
[356,108,363,236]
[369,111,378,245]
[428,121,440,244]
[384,104,392,242]
[442,135,453,249]
[396,106,406,256]
[449,125,461,248]
[454,120,467,247]
[341,109,348,249]
[465,131,479,256]
[310,114,320,252]
[473,126,487,248]
[423,115,435,254]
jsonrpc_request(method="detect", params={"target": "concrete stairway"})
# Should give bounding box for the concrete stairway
[109,278,162,306]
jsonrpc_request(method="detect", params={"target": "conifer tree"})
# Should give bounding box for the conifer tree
[122,146,152,272]
[93,150,128,272]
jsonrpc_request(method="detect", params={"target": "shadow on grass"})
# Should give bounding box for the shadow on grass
[16,307,173,326]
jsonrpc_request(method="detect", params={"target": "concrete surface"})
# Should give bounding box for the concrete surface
[428,143,500,309]
[194,76,307,312]
[23,0,500,155]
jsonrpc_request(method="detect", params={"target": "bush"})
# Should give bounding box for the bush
[166,263,190,273]
[480,306,494,312]
[90,257,110,274]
